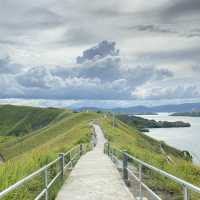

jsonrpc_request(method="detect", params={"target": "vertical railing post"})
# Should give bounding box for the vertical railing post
[108,143,110,156]
[123,151,128,182]
[183,185,189,200]
[80,144,83,156]
[44,167,48,200]
[110,147,113,160]
[69,150,73,169]
[139,164,143,200]
[59,153,65,179]
[112,148,114,162]
[83,143,85,154]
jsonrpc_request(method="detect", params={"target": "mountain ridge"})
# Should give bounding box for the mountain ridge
[76,102,200,113]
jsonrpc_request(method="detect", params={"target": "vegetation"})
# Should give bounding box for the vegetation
[0,105,98,199]
[171,111,200,117]
[98,116,200,200]
[0,105,199,199]
[0,105,69,136]
[117,114,191,132]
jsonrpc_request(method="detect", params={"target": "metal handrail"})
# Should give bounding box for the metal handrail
[104,143,200,200]
[0,143,90,199]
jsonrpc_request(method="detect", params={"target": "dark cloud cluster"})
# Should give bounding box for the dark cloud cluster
[131,25,175,34]
[76,40,119,63]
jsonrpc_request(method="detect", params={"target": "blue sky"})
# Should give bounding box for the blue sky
[0,0,200,107]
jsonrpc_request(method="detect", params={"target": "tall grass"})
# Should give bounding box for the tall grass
[0,111,98,199]
[0,105,68,136]
[99,117,200,199]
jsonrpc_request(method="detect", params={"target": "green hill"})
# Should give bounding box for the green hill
[0,105,69,136]
[0,105,98,199]
[117,114,191,132]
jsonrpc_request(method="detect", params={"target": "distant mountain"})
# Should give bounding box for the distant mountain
[171,111,200,117]
[77,102,200,113]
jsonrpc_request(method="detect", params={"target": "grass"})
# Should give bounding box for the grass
[1,105,200,199]
[0,105,70,136]
[98,116,200,200]
[0,111,97,160]
[0,105,98,199]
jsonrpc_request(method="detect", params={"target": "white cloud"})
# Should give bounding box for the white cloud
[132,79,200,99]
[0,30,199,101]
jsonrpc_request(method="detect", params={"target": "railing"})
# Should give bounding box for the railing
[0,143,91,200]
[104,143,200,200]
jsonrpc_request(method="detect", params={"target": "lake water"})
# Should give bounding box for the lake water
[138,113,200,164]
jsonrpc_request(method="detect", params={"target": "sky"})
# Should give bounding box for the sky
[0,0,200,108]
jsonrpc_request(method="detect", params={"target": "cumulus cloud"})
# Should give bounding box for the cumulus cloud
[132,79,200,99]
[76,40,119,63]
[0,40,199,101]
[17,66,65,89]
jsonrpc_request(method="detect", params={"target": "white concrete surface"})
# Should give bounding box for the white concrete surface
[56,124,135,200]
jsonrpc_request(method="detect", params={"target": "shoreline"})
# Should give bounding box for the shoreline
[145,128,200,165]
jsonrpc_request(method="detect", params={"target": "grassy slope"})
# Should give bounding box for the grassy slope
[0,111,96,160]
[99,116,200,199]
[0,105,67,136]
[0,105,98,199]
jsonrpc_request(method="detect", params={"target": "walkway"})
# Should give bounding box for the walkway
[56,124,135,200]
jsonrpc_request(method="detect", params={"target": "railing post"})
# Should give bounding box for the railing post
[59,153,65,179]
[139,164,143,200]
[69,151,73,169]
[183,185,189,200]
[108,143,110,156]
[110,147,113,160]
[80,144,83,156]
[123,151,128,182]
[44,167,48,200]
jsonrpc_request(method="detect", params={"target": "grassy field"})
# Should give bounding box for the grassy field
[98,116,200,200]
[0,105,68,137]
[0,105,98,199]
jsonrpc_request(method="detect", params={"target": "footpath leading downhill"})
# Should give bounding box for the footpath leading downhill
[56,124,135,200]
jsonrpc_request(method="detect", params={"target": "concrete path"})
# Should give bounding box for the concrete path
[56,124,135,200]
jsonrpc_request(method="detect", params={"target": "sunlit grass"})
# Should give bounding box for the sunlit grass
[0,108,98,199]
[99,116,200,200]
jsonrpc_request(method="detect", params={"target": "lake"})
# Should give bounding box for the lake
[138,113,200,164]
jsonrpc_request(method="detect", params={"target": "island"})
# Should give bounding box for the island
[170,111,200,117]
[117,115,191,132]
